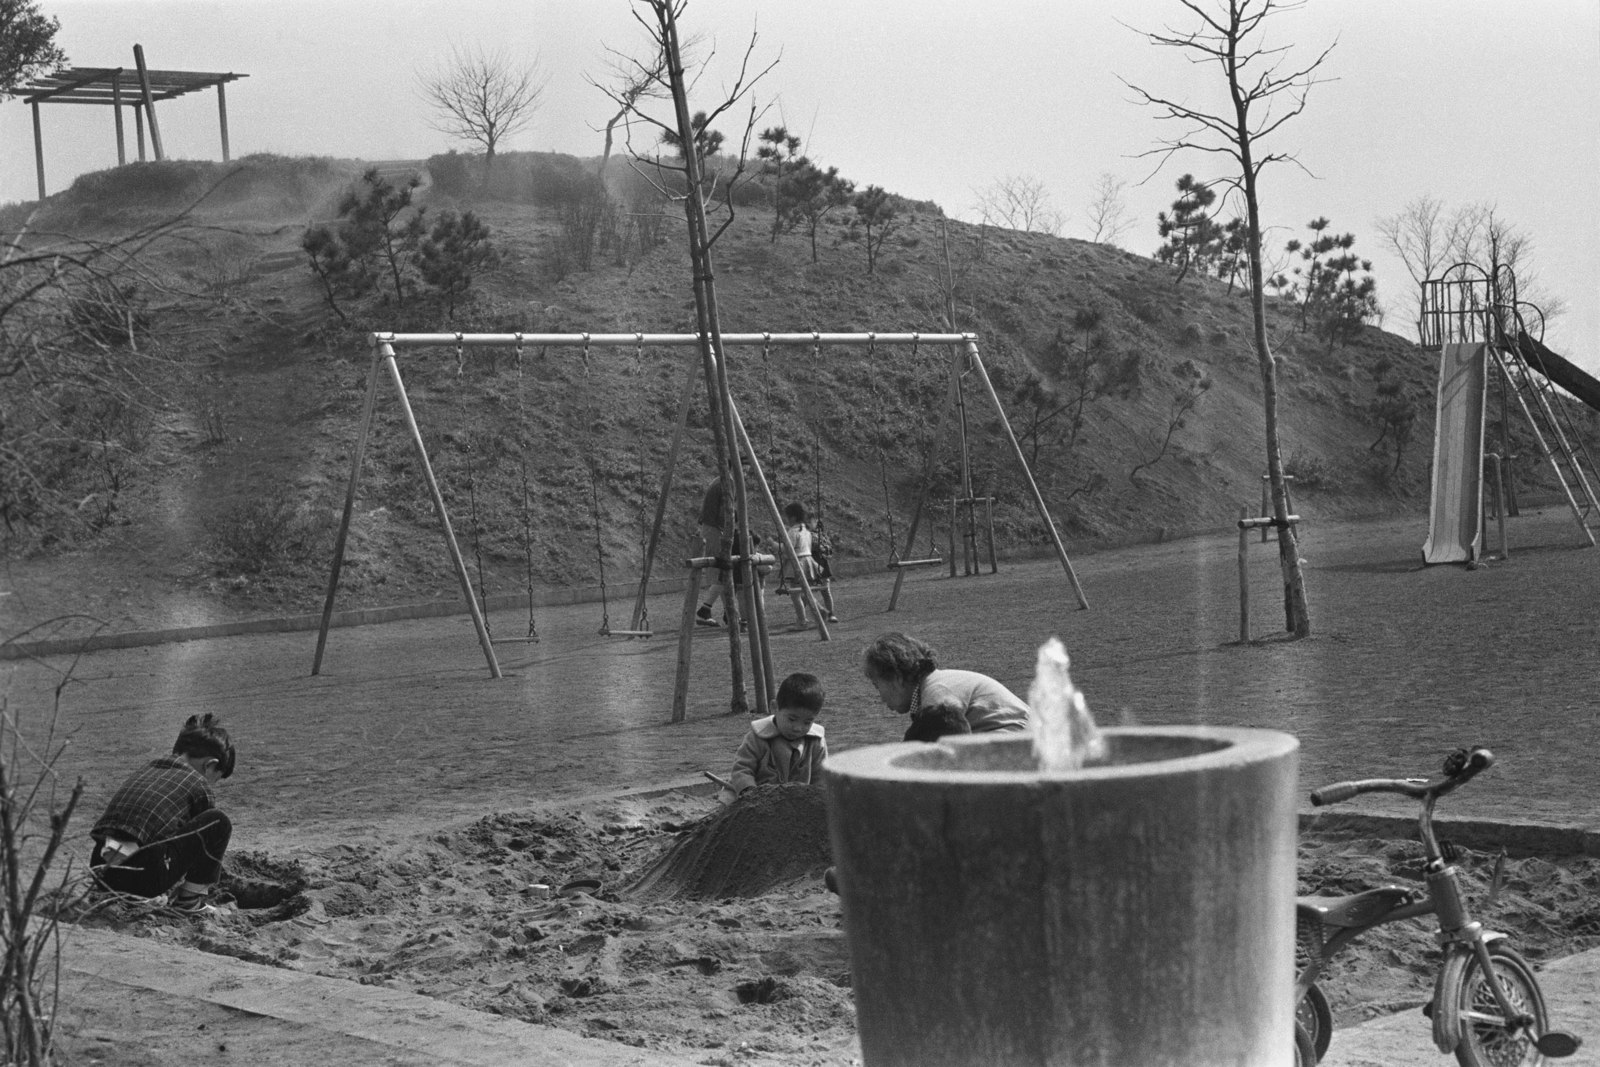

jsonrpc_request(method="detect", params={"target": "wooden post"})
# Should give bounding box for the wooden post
[216,81,231,161]
[312,347,383,675]
[966,342,1089,609]
[1238,507,1251,643]
[1487,453,1508,560]
[1259,478,1269,543]
[739,576,768,716]
[751,567,775,707]
[947,498,957,578]
[133,44,164,161]
[135,105,146,161]
[113,78,126,165]
[984,496,998,574]
[672,566,703,723]
[30,102,44,200]
[384,345,501,678]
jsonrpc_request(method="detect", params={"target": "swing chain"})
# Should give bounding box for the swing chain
[512,332,539,643]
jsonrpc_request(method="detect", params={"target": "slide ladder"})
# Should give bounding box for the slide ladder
[1501,327,1600,538]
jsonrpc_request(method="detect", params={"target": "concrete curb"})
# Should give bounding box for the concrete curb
[0,527,1180,661]
[1299,810,1600,858]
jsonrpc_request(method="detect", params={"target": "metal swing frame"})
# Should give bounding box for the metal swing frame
[311,331,1087,680]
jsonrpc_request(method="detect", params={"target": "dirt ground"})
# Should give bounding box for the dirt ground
[8,505,1600,1065]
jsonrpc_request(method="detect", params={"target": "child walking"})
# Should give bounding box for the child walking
[728,672,827,795]
[89,713,237,913]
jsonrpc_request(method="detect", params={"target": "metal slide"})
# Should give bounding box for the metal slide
[1423,342,1488,563]
[1516,331,1600,414]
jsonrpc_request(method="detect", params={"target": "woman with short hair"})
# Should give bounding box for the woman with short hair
[861,631,1030,735]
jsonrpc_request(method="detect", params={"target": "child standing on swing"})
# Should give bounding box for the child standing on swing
[780,502,836,629]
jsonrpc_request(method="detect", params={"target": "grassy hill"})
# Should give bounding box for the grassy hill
[1,152,1546,631]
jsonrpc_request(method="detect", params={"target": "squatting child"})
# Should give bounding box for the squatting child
[728,672,828,795]
[89,713,237,912]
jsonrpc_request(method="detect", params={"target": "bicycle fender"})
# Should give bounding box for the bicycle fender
[1431,931,1509,1052]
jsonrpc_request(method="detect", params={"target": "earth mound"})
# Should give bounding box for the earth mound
[625,784,832,901]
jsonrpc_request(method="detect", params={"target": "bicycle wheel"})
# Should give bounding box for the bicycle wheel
[1452,942,1549,1067]
[1294,1019,1317,1067]
[1298,982,1333,1062]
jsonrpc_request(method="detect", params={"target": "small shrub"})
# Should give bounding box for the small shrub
[1179,322,1203,346]
[426,151,474,198]
[207,490,327,575]
[1072,306,1103,333]
[1285,452,1338,491]
[66,280,150,347]
[1126,294,1162,325]
[528,155,593,208]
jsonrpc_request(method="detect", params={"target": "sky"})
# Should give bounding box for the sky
[4,0,1597,367]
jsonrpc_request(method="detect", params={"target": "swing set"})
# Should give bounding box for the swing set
[310,330,1088,683]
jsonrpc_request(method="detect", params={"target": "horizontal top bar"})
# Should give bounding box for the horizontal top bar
[371,331,976,349]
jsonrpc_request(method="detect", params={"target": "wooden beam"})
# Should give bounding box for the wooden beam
[216,81,230,161]
[113,79,125,165]
[133,44,164,161]
[31,102,45,200]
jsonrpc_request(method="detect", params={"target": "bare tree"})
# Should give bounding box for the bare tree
[1374,195,1483,339]
[588,46,670,177]
[1125,0,1334,639]
[973,175,1066,236]
[1461,206,1567,324]
[1085,172,1133,247]
[597,1,792,713]
[416,45,549,178]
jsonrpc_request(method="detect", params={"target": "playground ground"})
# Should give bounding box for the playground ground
[7,503,1600,1064]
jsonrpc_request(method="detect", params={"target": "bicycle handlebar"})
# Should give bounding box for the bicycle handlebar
[1310,747,1494,807]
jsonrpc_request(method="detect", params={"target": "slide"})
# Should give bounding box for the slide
[1515,332,1600,415]
[1423,342,1488,564]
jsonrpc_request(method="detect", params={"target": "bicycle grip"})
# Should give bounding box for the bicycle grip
[1310,782,1358,806]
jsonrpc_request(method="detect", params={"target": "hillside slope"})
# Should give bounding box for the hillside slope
[1,154,1465,632]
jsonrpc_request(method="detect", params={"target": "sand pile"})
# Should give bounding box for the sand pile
[625,784,833,901]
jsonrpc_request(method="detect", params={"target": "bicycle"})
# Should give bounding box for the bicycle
[1295,746,1581,1066]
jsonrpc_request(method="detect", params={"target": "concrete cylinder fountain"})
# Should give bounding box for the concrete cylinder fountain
[823,642,1299,1066]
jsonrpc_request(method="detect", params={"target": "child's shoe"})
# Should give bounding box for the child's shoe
[695,604,719,628]
[168,890,217,915]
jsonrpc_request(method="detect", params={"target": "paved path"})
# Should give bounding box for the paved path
[1321,946,1599,1065]
[57,923,705,1067]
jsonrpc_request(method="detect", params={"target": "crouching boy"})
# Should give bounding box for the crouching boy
[90,713,237,912]
[728,672,827,795]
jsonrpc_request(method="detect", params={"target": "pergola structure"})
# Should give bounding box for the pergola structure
[7,44,246,200]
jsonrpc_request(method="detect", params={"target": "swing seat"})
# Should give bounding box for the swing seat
[600,626,654,638]
[887,556,943,570]
[489,636,541,645]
